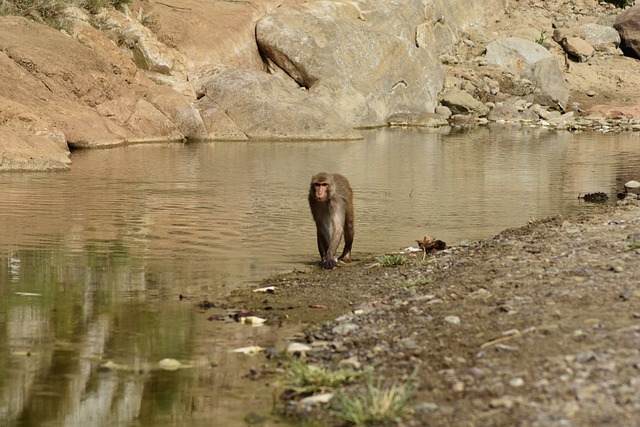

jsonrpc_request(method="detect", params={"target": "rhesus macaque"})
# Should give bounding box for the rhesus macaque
[308,172,354,269]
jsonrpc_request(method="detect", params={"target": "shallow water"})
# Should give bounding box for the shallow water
[1,127,639,426]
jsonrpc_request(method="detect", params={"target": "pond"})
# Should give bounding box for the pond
[1,127,639,426]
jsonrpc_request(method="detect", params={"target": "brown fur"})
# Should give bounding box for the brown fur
[308,172,354,269]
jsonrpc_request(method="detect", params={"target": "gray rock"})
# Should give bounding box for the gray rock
[416,0,506,55]
[625,180,640,192]
[332,322,360,335]
[562,37,595,62]
[527,57,571,107]
[485,37,554,68]
[485,37,570,106]
[555,24,621,52]
[444,315,461,325]
[98,6,182,75]
[196,65,362,141]
[386,111,449,127]
[256,2,444,128]
[143,86,209,141]
[577,23,621,51]
[440,88,490,116]
[547,111,576,128]
[614,5,640,58]
[435,105,453,119]
[488,103,522,122]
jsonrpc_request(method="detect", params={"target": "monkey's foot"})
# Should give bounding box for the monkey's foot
[321,257,338,269]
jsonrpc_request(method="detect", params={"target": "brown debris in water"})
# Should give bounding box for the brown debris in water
[416,235,447,252]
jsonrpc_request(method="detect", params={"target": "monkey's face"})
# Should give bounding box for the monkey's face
[313,182,330,202]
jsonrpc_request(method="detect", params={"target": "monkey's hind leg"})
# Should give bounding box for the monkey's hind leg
[338,221,354,262]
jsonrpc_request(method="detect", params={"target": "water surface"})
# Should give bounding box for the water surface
[1,127,639,426]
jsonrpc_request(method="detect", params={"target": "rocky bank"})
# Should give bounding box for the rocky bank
[1,0,640,170]
[222,196,640,426]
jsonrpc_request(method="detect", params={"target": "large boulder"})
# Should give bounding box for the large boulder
[417,0,507,55]
[256,1,445,128]
[0,16,207,160]
[614,5,640,58]
[143,0,281,71]
[0,129,70,171]
[485,37,570,107]
[195,65,362,140]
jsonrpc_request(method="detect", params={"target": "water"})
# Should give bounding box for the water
[0,127,639,426]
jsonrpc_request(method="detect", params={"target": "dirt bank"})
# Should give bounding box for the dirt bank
[221,196,640,426]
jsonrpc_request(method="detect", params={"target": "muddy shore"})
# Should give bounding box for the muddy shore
[219,195,640,426]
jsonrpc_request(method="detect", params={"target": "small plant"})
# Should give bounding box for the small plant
[628,242,640,251]
[140,11,156,29]
[378,254,413,267]
[535,31,547,45]
[286,358,366,394]
[84,0,108,14]
[0,0,133,28]
[83,0,131,14]
[1,0,71,29]
[335,370,417,426]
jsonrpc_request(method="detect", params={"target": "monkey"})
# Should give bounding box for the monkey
[308,172,354,269]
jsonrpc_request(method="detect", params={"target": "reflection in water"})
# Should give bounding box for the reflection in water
[0,128,639,426]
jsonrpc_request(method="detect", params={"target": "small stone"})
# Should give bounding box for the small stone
[338,356,361,370]
[610,261,625,273]
[562,402,581,418]
[298,392,334,407]
[494,343,520,352]
[332,323,359,335]
[415,402,439,413]
[452,381,465,392]
[575,350,597,363]
[286,342,312,355]
[509,377,525,387]
[489,396,515,409]
[158,358,182,370]
[572,329,587,341]
[444,315,461,325]
[538,324,559,335]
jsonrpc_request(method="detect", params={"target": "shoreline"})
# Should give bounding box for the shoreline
[224,196,640,425]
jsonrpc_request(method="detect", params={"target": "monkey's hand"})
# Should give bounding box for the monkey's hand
[321,256,338,269]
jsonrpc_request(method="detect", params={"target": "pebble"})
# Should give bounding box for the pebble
[575,350,597,363]
[415,402,439,412]
[444,315,461,325]
[298,392,334,407]
[338,356,361,370]
[538,324,560,335]
[332,322,359,335]
[489,396,516,409]
[158,358,182,370]
[509,377,525,387]
[286,342,312,355]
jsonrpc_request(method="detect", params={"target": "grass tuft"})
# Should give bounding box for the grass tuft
[335,370,417,426]
[286,358,366,394]
[0,0,133,30]
[378,254,413,267]
[628,242,640,251]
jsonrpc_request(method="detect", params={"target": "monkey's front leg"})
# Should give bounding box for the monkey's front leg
[322,211,345,269]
